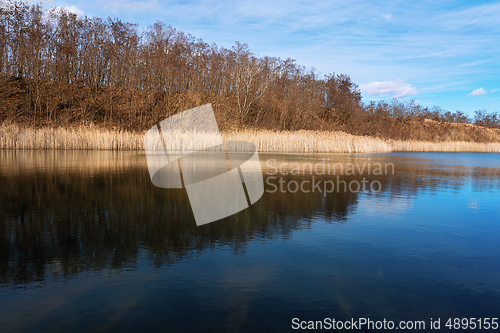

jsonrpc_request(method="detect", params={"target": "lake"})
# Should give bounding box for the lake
[1,151,499,332]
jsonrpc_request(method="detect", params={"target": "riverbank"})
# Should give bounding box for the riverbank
[2,124,500,153]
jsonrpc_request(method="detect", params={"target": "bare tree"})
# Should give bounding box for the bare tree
[231,42,275,122]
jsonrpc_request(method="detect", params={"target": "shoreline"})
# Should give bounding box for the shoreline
[2,124,500,153]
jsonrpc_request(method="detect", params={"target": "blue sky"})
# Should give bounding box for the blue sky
[54,0,499,116]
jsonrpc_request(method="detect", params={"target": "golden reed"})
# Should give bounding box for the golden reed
[0,124,142,150]
[2,124,500,152]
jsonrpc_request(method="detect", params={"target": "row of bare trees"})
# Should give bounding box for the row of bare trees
[1,5,498,134]
[0,5,363,130]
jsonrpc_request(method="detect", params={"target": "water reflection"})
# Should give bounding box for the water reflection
[1,151,499,285]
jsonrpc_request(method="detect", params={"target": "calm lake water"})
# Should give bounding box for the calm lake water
[1,151,499,332]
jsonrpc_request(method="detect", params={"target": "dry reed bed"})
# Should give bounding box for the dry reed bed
[0,124,142,150]
[2,124,500,152]
[223,130,392,153]
[390,140,500,152]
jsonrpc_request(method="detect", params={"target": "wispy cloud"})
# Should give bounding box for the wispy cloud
[469,87,487,96]
[457,59,494,68]
[436,2,500,31]
[359,80,417,98]
[491,89,499,93]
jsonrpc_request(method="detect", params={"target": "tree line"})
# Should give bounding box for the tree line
[1,5,499,140]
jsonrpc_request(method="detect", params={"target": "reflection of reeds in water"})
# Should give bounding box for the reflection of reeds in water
[2,124,500,152]
[0,150,144,175]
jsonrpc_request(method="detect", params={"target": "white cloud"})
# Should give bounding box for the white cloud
[48,5,84,16]
[359,80,417,98]
[43,5,84,21]
[64,6,84,16]
[491,89,499,93]
[468,87,486,96]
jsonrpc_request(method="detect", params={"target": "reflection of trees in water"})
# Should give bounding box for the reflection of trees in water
[382,160,500,197]
[0,169,360,285]
[1,156,499,285]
